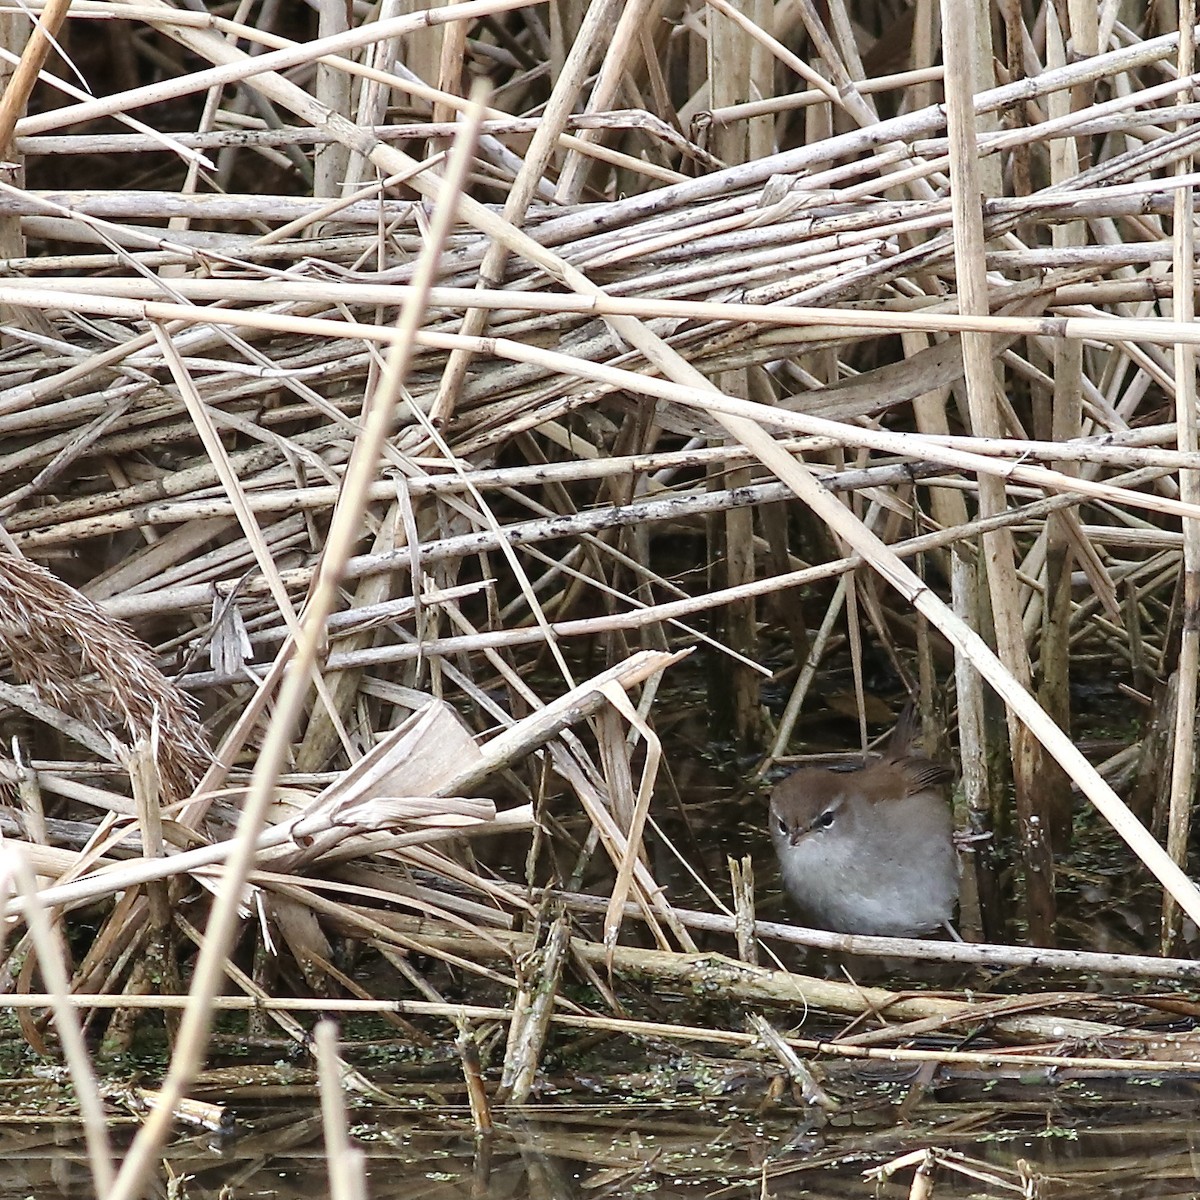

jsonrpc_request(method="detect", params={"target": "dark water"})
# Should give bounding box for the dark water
[4,1066,1200,1198]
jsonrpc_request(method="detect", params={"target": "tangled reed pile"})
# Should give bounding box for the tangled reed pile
[3,0,1200,1190]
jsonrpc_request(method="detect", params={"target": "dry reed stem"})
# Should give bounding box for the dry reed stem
[3,849,114,1194]
[3,989,1199,1074]
[315,1021,368,1200]
[363,919,1200,1053]
[1163,7,1199,952]
[0,0,70,151]
[943,0,1053,941]
[0,652,666,922]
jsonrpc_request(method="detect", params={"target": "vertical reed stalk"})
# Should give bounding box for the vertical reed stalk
[1038,2,1086,852]
[1163,1,1198,954]
[316,1022,368,1200]
[940,0,1056,944]
[314,0,353,199]
[708,0,760,742]
[555,0,658,202]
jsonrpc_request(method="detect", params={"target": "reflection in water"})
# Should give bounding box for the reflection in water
[4,1075,1200,1199]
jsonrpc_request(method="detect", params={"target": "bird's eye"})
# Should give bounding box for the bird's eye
[816,809,836,829]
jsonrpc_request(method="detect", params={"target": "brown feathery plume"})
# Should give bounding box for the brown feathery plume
[0,552,209,803]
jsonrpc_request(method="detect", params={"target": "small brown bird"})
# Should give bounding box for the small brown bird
[769,709,958,937]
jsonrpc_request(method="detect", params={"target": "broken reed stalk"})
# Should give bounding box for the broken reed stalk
[457,1016,494,1136]
[0,651,672,924]
[496,914,570,1105]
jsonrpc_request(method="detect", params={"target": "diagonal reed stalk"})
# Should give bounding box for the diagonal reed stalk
[102,76,491,1200]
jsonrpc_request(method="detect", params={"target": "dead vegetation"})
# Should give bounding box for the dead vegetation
[1,0,1200,1193]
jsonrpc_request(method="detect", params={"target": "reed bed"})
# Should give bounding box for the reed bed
[0,0,1199,1194]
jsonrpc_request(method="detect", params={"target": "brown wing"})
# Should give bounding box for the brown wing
[898,755,953,795]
